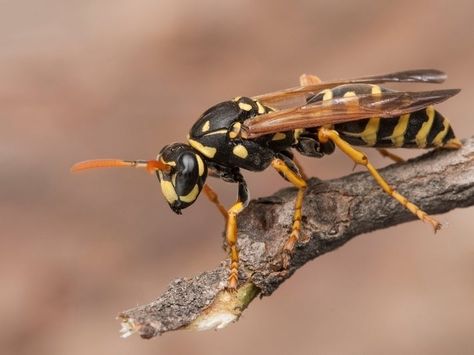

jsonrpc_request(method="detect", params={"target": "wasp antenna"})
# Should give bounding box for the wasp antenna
[71,159,170,173]
[144,160,171,173]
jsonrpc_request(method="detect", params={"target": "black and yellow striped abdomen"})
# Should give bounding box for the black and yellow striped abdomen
[335,106,457,149]
[309,84,459,149]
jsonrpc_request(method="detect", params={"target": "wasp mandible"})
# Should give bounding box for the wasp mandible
[72,69,461,290]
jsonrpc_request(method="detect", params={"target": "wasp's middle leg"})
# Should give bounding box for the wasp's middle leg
[271,154,307,267]
[318,127,441,231]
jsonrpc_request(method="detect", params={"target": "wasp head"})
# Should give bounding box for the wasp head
[157,143,208,214]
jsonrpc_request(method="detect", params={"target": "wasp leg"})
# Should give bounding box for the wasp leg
[291,155,309,180]
[318,128,441,231]
[271,156,307,267]
[377,148,405,163]
[225,177,249,290]
[203,184,228,220]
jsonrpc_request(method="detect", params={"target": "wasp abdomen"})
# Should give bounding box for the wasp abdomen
[310,84,459,149]
[335,107,458,149]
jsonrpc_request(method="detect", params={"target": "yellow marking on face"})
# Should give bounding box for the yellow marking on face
[160,180,178,204]
[195,154,205,176]
[321,89,333,101]
[171,173,177,186]
[233,96,242,102]
[272,132,287,141]
[201,120,210,132]
[232,144,248,159]
[255,100,266,114]
[229,122,241,139]
[203,129,228,136]
[180,184,200,203]
[391,114,410,147]
[188,138,217,158]
[415,106,435,148]
[343,91,356,98]
[371,85,382,95]
[238,102,253,111]
[360,117,380,146]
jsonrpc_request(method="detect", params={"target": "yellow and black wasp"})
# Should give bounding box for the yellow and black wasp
[72,69,461,290]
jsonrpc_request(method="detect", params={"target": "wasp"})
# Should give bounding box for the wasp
[72,69,461,290]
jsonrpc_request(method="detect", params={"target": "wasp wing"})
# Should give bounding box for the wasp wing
[253,69,447,110]
[242,89,460,139]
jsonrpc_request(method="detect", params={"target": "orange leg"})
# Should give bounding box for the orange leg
[318,128,441,231]
[377,148,405,163]
[291,155,309,181]
[225,201,245,290]
[271,158,307,267]
[203,184,228,220]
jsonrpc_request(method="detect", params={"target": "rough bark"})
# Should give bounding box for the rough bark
[118,137,474,339]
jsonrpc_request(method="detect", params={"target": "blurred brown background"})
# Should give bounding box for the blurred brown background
[1,1,473,354]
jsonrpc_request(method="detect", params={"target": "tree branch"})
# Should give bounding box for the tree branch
[118,137,474,339]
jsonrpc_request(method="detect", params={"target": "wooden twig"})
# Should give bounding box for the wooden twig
[118,137,474,339]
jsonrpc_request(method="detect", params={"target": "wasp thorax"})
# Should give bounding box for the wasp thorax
[156,143,207,214]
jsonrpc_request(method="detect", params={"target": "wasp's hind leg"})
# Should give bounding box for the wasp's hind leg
[271,152,307,268]
[376,148,405,163]
[318,128,441,231]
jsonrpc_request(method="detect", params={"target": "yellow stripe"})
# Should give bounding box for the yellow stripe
[201,120,210,132]
[255,100,266,114]
[272,132,287,141]
[432,117,450,147]
[203,129,228,136]
[188,139,217,158]
[238,102,253,111]
[340,87,382,145]
[321,89,333,101]
[391,114,410,147]
[416,106,435,148]
[371,85,382,95]
[228,122,241,139]
[180,184,200,203]
[160,180,178,204]
[232,144,248,159]
[360,117,380,146]
[195,154,205,176]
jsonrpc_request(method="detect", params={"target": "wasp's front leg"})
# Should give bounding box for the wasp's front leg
[224,174,249,290]
[203,184,228,220]
[271,153,307,268]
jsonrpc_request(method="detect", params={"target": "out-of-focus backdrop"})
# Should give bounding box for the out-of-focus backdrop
[1,1,473,354]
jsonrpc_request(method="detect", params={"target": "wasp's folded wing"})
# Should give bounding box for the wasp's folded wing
[253,69,447,110]
[243,89,460,139]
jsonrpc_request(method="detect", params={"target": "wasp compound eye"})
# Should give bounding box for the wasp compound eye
[157,143,207,214]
